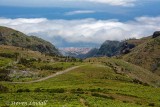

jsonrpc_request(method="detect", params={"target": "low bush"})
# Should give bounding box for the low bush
[46,88,65,93]
[34,88,42,92]
[0,84,9,93]
[17,89,30,93]
[18,57,37,66]
[40,65,63,71]
[71,88,84,94]
[148,103,155,106]
[0,53,16,58]
[0,68,11,81]
[91,93,115,100]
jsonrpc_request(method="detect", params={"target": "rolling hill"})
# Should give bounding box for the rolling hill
[0,26,60,55]
[81,31,160,77]
[1,57,160,106]
[123,32,160,75]
[0,45,80,82]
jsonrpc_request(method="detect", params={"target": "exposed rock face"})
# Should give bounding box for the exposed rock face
[81,41,136,58]
[153,31,160,38]
[120,42,135,54]
[96,40,121,57]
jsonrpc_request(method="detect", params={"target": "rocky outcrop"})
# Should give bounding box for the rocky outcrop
[96,40,121,57]
[153,31,160,38]
[120,42,135,54]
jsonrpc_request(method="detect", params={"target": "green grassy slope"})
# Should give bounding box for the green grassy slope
[85,57,160,87]
[0,45,81,82]
[0,64,160,107]
[123,36,160,75]
[126,36,152,46]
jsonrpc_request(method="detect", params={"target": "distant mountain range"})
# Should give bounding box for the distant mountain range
[78,31,160,75]
[75,40,135,59]
[0,26,159,76]
[0,26,60,55]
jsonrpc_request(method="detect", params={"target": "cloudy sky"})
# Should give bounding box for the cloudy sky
[0,0,160,47]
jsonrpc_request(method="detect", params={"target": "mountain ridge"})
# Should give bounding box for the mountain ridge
[0,26,60,55]
[123,32,160,75]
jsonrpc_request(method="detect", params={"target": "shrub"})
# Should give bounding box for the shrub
[46,88,65,93]
[40,65,63,71]
[71,88,84,94]
[18,58,30,65]
[0,84,9,93]
[18,57,37,66]
[133,79,143,84]
[148,103,155,106]
[0,53,15,58]
[123,101,129,103]
[34,88,41,92]
[17,89,30,93]
[89,88,102,92]
[0,68,11,81]
[26,38,31,42]
[91,93,115,100]
[25,89,30,92]
[77,88,83,91]
[16,89,23,93]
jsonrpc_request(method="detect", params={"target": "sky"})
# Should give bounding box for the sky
[0,0,160,47]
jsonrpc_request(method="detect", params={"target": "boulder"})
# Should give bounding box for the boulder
[153,31,160,38]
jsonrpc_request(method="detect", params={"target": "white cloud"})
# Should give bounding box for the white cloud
[84,0,136,6]
[0,18,47,25]
[0,0,137,7]
[65,10,95,15]
[0,16,160,45]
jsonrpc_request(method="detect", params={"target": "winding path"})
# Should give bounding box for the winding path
[10,65,82,84]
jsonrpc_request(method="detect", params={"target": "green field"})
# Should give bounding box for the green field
[0,45,160,107]
[0,63,160,107]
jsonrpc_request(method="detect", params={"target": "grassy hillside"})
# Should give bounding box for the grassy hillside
[0,26,60,55]
[0,45,81,82]
[123,36,160,75]
[85,57,160,87]
[0,63,160,106]
[0,48,160,106]
[126,36,151,46]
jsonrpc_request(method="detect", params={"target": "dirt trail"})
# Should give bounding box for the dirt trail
[10,65,82,84]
